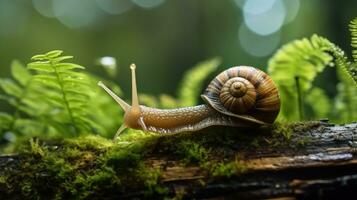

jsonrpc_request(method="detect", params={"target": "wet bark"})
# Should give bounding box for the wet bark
[133,121,357,199]
[1,121,356,199]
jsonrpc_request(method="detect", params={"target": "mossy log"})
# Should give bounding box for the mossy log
[142,122,357,199]
[0,121,356,199]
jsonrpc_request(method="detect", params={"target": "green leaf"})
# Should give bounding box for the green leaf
[305,87,331,118]
[45,50,63,58]
[349,17,357,63]
[28,62,54,72]
[334,68,357,122]
[159,94,178,109]
[0,112,13,130]
[268,35,334,121]
[178,57,221,106]
[25,50,107,135]
[52,56,74,63]
[31,54,47,61]
[55,63,85,70]
[45,95,65,108]
[11,60,32,86]
[138,93,158,107]
[63,88,90,99]
[0,78,23,98]
[33,74,61,89]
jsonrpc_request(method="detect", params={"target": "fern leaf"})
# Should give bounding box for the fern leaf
[0,79,23,98]
[0,112,13,130]
[28,62,54,72]
[27,51,103,136]
[11,60,32,86]
[333,82,357,122]
[349,17,357,63]
[33,75,61,89]
[334,68,357,122]
[55,63,85,70]
[348,18,357,84]
[305,87,331,118]
[268,35,333,121]
[45,50,63,58]
[269,32,357,122]
[52,56,74,63]
[178,57,221,106]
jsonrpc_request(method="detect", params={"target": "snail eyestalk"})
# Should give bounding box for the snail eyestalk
[130,63,139,109]
[97,81,130,111]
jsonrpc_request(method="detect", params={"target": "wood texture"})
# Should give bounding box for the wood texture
[138,122,357,199]
[1,121,356,199]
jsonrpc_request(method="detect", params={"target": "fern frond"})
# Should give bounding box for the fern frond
[268,35,333,120]
[349,17,357,63]
[348,18,357,84]
[0,112,13,131]
[305,87,331,118]
[269,33,357,122]
[178,57,221,106]
[333,82,357,122]
[28,50,101,136]
[0,79,23,98]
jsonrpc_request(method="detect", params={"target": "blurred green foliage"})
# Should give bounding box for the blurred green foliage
[1,17,357,150]
[268,18,357,122]
[0,1,356,152]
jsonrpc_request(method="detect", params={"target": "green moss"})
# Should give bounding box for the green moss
[1,134,166,199]
[2,121,320,198]
[29,138,45,157]
[176,140,209,165]
[288,121,322,133]
[271,122,293,140]
[210,161,246,178]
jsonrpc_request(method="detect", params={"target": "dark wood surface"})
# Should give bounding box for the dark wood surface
[140,122,357,199]
[1,122,356,199]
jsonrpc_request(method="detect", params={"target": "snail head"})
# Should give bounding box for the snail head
[98,64,144,137]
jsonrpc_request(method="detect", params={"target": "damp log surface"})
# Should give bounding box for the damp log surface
[135,122,357,199]
[1,122,357,199]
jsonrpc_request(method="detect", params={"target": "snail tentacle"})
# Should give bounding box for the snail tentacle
[98,81,130,111]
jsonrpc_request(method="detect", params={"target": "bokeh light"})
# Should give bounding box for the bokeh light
[97,56,118,77]
[32,0,55,18]
[96,0,134,15]
[234,0,300,57]
[238,23,281,57]
[283,0,300,24]
[243,0,275,15]
[131,0,166,9]
[52,0,103,28]
[243,0,286,35]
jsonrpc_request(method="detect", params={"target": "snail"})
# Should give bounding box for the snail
[98,64,280,139]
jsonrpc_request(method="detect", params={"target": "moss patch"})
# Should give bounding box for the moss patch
[0,121,322,198]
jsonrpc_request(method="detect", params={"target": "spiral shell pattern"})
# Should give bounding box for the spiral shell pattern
[201,66,280,124]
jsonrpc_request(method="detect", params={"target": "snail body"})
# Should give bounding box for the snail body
[98,64,280,138]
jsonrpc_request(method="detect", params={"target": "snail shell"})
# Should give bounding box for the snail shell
[201,66,280,124]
